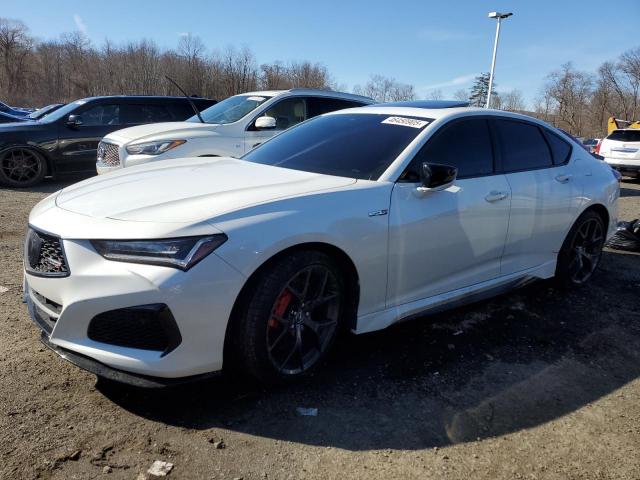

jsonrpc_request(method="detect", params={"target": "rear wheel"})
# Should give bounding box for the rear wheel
[0,147,46,187]
[555,210,605,287]
[233,251,345,383]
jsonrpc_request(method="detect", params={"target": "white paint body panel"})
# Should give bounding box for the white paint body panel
[26,107,619,379]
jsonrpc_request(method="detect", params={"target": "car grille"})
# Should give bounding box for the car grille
[24,228,69,277]
[97,141,120,167]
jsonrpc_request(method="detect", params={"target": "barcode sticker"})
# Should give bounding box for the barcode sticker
[381,116,429,129]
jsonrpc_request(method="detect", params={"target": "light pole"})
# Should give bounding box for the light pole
[486,11,512,109]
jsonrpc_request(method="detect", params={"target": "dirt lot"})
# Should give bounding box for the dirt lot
[0,176,639,480]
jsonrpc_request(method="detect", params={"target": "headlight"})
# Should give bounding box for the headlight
[125,139,186,155]
[91,235,227,270]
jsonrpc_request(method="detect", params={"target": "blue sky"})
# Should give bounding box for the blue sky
[4,0,640,107]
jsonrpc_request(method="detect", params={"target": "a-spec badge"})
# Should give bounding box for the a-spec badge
[368,209,388,217]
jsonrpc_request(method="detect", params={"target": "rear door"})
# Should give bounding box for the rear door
[492,118,576,274]
[56,102,124,173]
[387,117,512,306]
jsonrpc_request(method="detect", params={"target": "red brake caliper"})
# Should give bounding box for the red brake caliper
[270,289,293,328]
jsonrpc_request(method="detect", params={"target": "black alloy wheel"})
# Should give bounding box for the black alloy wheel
[556,211,605,287]
[233,250,345,383]
[0,148,46,187]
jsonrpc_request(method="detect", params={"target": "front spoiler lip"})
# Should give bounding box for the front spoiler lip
[39,333,221,388]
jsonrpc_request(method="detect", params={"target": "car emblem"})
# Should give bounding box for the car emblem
[97,144,105,161]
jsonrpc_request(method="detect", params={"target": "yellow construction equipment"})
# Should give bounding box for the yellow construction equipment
[608,116,640,134]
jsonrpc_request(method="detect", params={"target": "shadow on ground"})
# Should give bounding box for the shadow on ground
[0,174,90,194]
[97,249,640,451]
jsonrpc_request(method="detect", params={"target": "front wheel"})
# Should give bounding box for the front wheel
[555,210,605,287]
[233,251,345,383]
[0,147,47,187]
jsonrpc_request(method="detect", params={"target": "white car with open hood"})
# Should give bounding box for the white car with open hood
[25,102,619,387]
[95,88,373,174]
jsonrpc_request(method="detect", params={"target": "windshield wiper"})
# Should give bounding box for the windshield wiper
[164,75,205,124]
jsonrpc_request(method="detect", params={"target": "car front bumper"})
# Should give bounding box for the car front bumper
[24,235,246,381]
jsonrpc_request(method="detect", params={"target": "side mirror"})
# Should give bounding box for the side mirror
[67,114,83,127]
[418,162,458,193]
[254,116,276,130]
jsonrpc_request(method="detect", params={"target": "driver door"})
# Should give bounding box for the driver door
[387,117,511,307]
[244,97,306,153]
[56,103,123,173]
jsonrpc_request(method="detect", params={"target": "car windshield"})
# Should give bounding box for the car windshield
[39,100,89,123]
[242,113,431,180]
[187,94,271,124]
[28,104,63,120]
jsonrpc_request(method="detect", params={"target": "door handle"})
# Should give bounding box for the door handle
[555,174,571,184]
[252,142,262,148]
[485,191,508,202]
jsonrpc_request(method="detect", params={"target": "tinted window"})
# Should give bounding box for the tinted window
[125,104,172,123]
[262,98,306,130]
[80,104,121,126]
[493,119,552,172]
[543,129,572,165]
[306,97,365,117]
[243,113,429,180]
[608,130,640,142]
[408,118,494,179]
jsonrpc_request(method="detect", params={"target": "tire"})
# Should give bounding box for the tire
[555,210,606,288]
[0,147,47,188]
[233,250,346,383]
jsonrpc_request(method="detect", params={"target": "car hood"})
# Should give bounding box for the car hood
[105,121,219,143]
[0,120,40,132]
[55,157,356,223]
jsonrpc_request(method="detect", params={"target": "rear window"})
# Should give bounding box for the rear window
[306,98,366,117]
[243,113,430,180]
[543,129,572,165]
[607,130,640,142]
[493,119,553,172]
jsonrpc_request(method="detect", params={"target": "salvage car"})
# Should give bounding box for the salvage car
[24,104,619,386]
[95,88,373,174]
[0,95,216,187]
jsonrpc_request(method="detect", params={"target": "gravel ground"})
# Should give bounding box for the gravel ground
[0,176,639,480]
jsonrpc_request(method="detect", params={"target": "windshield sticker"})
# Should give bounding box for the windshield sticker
[247,96,266,102]
[382,116,429,129]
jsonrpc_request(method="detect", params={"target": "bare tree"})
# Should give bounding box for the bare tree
[353,74,415,102]
[427,89,443,100]
[0,18,33,103]
[500,89,526,111]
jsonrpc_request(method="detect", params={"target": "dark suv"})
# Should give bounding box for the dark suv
[0,96,216,187]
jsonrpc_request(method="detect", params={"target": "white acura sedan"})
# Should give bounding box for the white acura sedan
[24,102,619,386]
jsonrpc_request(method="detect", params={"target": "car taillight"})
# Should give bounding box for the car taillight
[595,140,602,155]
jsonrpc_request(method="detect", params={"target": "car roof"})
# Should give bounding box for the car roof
[373,100,470,109]
[327,105,556,125]
[73,95,216,103]
[240,88,374,103]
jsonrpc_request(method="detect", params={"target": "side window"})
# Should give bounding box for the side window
[169,102,198,120]
[80,104,121,126]
[306,98,364,118]
[404,118,494,181]
[543,129,572,165]
[262,98,306,130]
[125,104,172,124]
[493,119,553,172]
